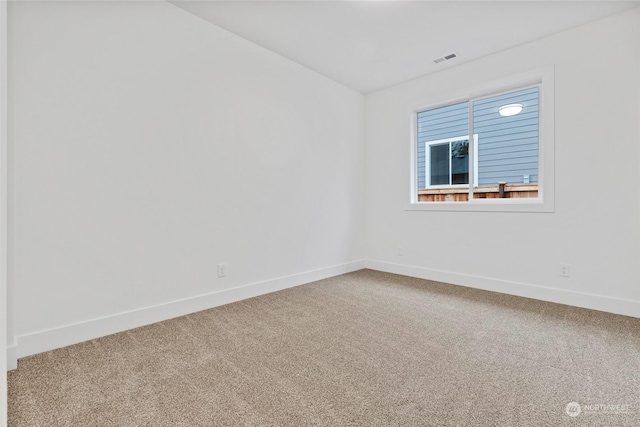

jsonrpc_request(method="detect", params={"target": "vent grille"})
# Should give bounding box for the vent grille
[434,53,457,64]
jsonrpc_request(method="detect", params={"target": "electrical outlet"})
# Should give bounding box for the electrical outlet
[559,264,570,277]
[218,263,227,278]
[397,245,403,256]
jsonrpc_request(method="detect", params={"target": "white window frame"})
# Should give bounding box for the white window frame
[424,134,478,188]
[408,66,554,213]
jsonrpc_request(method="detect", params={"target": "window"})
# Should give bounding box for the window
[424,134,478,187]
[410,68,554,212]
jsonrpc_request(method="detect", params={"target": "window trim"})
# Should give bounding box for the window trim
[407,66,555,213]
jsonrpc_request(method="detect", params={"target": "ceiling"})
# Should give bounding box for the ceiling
[168,1,640,94]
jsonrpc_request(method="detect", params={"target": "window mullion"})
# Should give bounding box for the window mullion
[468,101,474,201]
[448,143,452,186]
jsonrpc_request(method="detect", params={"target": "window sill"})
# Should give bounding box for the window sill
[404,197,555,213]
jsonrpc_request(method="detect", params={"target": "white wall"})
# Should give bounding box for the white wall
[8,0,365,359]
[365,8,640,317]
[1,0,7,422]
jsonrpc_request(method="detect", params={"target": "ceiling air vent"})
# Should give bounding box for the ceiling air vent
[433,53,457,64]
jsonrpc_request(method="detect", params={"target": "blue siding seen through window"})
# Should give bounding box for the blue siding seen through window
[417,87,539,188]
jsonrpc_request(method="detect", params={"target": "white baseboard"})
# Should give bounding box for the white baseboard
[9,258,638,369]
[365,260,640,318]
[10,260,366,365]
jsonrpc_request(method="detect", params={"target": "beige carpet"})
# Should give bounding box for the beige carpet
[8,269,640,426]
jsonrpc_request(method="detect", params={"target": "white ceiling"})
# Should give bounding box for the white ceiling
[169,1,640,93]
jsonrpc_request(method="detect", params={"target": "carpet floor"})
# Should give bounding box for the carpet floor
[8,269,640,426]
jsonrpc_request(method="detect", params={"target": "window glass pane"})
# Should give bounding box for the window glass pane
[417,101,469,188]
[473,87,539,200]
[451,139,469,184]
[417,101,469,202]
[430,144,449,185]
